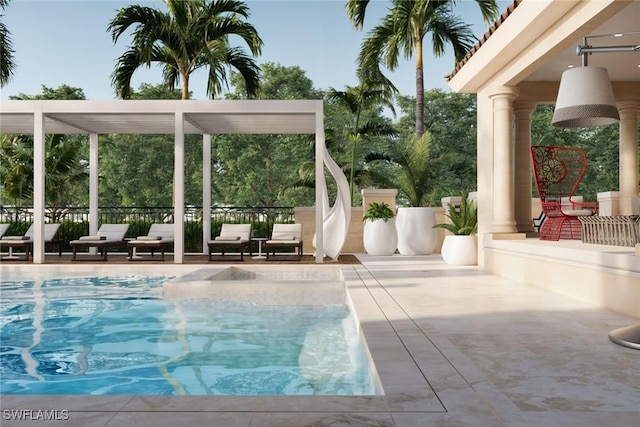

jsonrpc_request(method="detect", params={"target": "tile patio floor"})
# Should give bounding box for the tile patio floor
[1,254,638,426]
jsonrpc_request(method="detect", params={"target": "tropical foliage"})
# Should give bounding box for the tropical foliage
[325,66,398,205]
[213,63,321,207]
[1,85,89,219]
[434,194,477,235]
[108,0,263,99]
[363,202,395,222]
[347,0,498,139]
[1,133,87,221]
[366,131,453,207]
[0,0,15,86]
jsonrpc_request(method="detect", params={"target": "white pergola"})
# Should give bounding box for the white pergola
[0,99,327,264]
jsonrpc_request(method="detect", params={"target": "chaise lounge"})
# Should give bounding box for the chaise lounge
[69,224,129,261]
[0,223,61,261]
[127,223,174,261]
[207,224,252,261]
[265,223,303,261]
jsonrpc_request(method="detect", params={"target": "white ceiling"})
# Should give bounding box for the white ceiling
[525,1,640,82]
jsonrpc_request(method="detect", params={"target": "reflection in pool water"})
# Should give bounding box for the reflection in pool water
[0,275,377,395]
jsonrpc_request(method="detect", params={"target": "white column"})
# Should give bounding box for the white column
[202,134,211,254]
[174,111,185,263]
[33,107,45,264]
[514,102,536,234]
[89,134,99,255]
[315,108,324,263]
[489,87,519,233]
[617,101,639,215]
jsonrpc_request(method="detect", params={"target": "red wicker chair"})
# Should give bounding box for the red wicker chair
[530,146,598,240]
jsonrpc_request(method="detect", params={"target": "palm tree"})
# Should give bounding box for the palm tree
[366,132,453,207]
[0,0,15,86]
[108,0,263,100]
[326,67,398,204]
[346,0,498,139]
[1,134,87,221]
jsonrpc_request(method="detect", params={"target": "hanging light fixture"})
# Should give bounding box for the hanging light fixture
[552,34,639,128]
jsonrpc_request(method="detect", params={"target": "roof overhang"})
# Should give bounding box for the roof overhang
[0,99,323,135]
[447,0,637,94]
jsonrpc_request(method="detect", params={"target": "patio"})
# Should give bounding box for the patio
[1,251,637,427]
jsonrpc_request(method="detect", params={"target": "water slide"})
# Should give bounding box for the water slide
[315,144,351,260]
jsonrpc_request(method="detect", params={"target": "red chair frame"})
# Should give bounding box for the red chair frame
[530,145,598,240]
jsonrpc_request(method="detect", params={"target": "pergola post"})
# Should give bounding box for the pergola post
[315,106,325,263]
[32,105,45,264]
[174,111,185,263]
[202,134,212,254]
[89,133,99,254]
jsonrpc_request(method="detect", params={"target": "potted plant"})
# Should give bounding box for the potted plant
[434,195,478,265]
[362,202,397,256]
[367,133,449,255]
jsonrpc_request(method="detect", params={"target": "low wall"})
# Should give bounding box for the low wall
[484,237,640,318]
[295,205,447,255]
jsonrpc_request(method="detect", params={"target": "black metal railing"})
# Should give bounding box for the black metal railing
[0,206,295,253]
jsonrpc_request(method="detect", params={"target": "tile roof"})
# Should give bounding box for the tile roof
[445,0,522,82]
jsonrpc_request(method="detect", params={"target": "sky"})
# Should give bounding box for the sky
[1,0,510,101]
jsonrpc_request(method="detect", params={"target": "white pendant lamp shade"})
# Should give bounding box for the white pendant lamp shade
[552,66,620,128]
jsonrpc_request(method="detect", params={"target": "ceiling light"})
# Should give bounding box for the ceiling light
[552,33,639,128]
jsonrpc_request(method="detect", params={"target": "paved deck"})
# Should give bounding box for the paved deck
[1,254,638,426]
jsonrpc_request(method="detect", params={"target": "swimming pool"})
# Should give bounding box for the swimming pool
[0,272,379,396]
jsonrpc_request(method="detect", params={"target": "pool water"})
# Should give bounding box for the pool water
[0,276,378,395]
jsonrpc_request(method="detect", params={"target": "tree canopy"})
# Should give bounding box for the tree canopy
[108,0,263,100]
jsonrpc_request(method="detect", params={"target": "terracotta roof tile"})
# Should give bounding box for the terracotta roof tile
[445,0,522,81]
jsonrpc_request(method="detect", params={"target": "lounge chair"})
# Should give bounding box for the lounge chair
[0,224,10,238]
[208,224,252,261]
[265,224,303,261]
[69,224,129,261]
[0,223,61,261]
[127,223,174,261]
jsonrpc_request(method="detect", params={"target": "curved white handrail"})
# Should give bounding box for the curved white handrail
[315,144,351,260]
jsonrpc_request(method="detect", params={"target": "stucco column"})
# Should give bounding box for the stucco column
[489,86,519,233]
[617,101,639,215]
[514,101,536,234]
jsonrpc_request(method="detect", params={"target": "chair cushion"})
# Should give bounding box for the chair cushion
[271,233,296,240]
[79,235,107,241]
[137,236,162,240]
[215,235,241,241]
[1,235,30,240]
[563,209,594,216]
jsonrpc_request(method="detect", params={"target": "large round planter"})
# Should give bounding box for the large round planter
[363,219,398,256]
[396,207,437,255]
[440,235,478,265]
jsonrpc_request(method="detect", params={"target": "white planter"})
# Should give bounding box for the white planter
[440,235,478,265]
[363,219,398,256]
[396,207,437,255]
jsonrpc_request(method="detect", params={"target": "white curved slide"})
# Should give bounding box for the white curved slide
[315,144,351,260]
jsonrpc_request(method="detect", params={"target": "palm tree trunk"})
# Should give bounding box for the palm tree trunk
[181,73,189,100]
[415,38,424,139]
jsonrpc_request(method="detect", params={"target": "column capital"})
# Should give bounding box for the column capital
[488,86,519,100]
[513,101,536,114]
[617,100,640,115]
